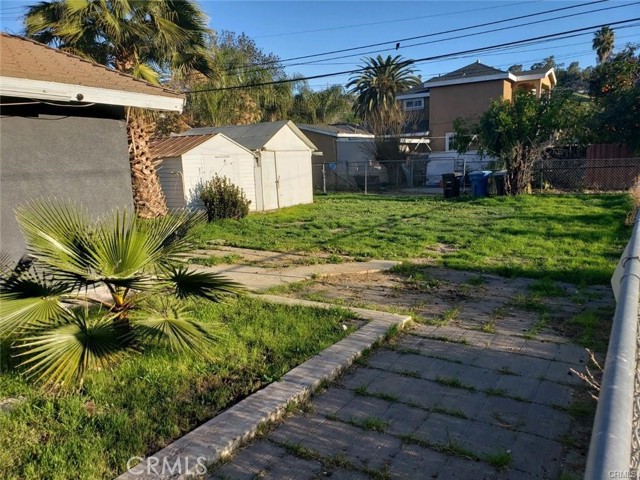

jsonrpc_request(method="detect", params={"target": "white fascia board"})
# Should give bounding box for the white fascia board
[514,68,556,85]
[0,76,185,112]
[396,92,430,101]
[335,136,374,142]
[425,72,516,89]
[300,126,374,139]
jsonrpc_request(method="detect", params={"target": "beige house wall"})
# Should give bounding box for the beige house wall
[428,79,512,151]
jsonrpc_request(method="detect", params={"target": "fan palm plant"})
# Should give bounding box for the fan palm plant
[0,200,240,389]
[592,26,615,64]
[23,0,214,218]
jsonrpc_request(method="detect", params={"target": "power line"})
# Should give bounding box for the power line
[219,0,612,75]
[252,1,540,39]
[290,2,638,68]
[223,1,636,77]
[187,17,640,94]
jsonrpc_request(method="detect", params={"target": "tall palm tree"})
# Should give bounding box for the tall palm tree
[23,0,214,218]
[593,26,615,64]
[347,55,421,133]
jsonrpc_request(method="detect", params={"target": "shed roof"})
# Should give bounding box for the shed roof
[150,135,214,159]
[150,133,254,159]
[182,120,317,151]
[299,124,373,137]
[0,33,184,110]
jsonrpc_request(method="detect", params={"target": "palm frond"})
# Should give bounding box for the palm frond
[163,265,241,301]
[133,300,218,357]
[0,268,73,336]
[15,199,94,281]
[15,310,126,389]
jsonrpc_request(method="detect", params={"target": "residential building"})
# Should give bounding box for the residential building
[0,33,184,259]
[397,61,556,184]
[297,124,378,190]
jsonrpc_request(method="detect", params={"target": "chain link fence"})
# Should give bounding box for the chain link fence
[312,157,639,195]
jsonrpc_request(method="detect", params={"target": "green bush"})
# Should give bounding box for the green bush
[200,175,251,221]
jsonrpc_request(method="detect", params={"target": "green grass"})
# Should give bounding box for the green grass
[191,193,631,285]
[0,297,354,480]
[485,450,513,470]
[434,376,475,391]
[188,253,242,266]
[568,308,614,351]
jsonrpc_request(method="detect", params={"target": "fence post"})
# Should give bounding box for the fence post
[364,161,368,195]
[322,163,327,194]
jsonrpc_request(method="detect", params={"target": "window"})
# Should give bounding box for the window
[445,132,456,151]
[404,98,424,110]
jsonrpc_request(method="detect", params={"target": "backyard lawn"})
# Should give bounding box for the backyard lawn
[193,193,632,284]
[0,298,354,479]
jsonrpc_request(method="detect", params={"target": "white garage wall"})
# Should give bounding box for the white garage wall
[157,157,186,210]
[180,135,257,210]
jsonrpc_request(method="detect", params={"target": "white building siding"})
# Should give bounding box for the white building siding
[270,150,313,208]
[157,157,186,210]
[169,135,257,210]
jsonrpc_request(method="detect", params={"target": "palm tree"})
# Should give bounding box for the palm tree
[347,55,421,133]
[593,26,615,64]
[23,0,214,218]
[0,200,240,389]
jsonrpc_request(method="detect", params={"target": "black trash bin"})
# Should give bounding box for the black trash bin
[442,172,462,198]
[493,170,507,196]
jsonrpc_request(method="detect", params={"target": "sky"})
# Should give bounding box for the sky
[1,0,639,90]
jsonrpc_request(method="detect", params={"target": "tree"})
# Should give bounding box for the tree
[0,200,239,389]
[588,45,640,151]
[508,64,523,73]
[347,55,421,184]
[347,55,421,134]
[531,56,561,71]
[454,89,586,194]
[289,84,355,125]
[183,32,296,127]
[593,26,615,64]
[23,0,213,218]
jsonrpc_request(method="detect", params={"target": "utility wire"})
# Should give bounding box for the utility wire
[218,0,611,75]
[275,1,638,71]
[252,1,540,39]
[187,17,640,94]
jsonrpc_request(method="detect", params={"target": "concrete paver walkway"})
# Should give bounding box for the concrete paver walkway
[209,321,588,480]
[202,251,610,479]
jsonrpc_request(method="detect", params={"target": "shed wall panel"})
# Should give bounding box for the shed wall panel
[157,157,186,210]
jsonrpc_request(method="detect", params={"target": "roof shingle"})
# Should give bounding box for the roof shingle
[0,33,183,99]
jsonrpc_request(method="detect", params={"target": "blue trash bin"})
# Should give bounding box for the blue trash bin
[468,171,492,197]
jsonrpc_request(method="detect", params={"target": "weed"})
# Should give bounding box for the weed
[399,370,422,379]
[566,400,595,421]
[481,319,496,334]
[511,294,547,313]
[465,275,486,286]
[529,278,566,297]
[188,253,242,267]
[435,376,475,391]
[497,366,518,376]
[354,416,390,432]
[431,405,468,419]
[484,388,508,398]
[525,312,550,338]
[485,450,512,470]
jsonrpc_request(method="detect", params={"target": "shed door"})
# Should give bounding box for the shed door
[259,151,279,210]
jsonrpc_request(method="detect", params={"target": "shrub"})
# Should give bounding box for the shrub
[200,175,251,221]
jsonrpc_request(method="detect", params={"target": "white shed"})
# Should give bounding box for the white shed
[150,133,258,210]
[181,120,317,211]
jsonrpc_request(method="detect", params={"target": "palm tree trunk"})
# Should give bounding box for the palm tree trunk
[126,108,168,218]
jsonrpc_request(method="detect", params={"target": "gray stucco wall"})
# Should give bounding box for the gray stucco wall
[1,108,134,260]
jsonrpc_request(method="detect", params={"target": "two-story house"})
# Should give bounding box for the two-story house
[397,61,556,184]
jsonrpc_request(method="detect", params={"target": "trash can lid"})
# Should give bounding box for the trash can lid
[468,170,492,178]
